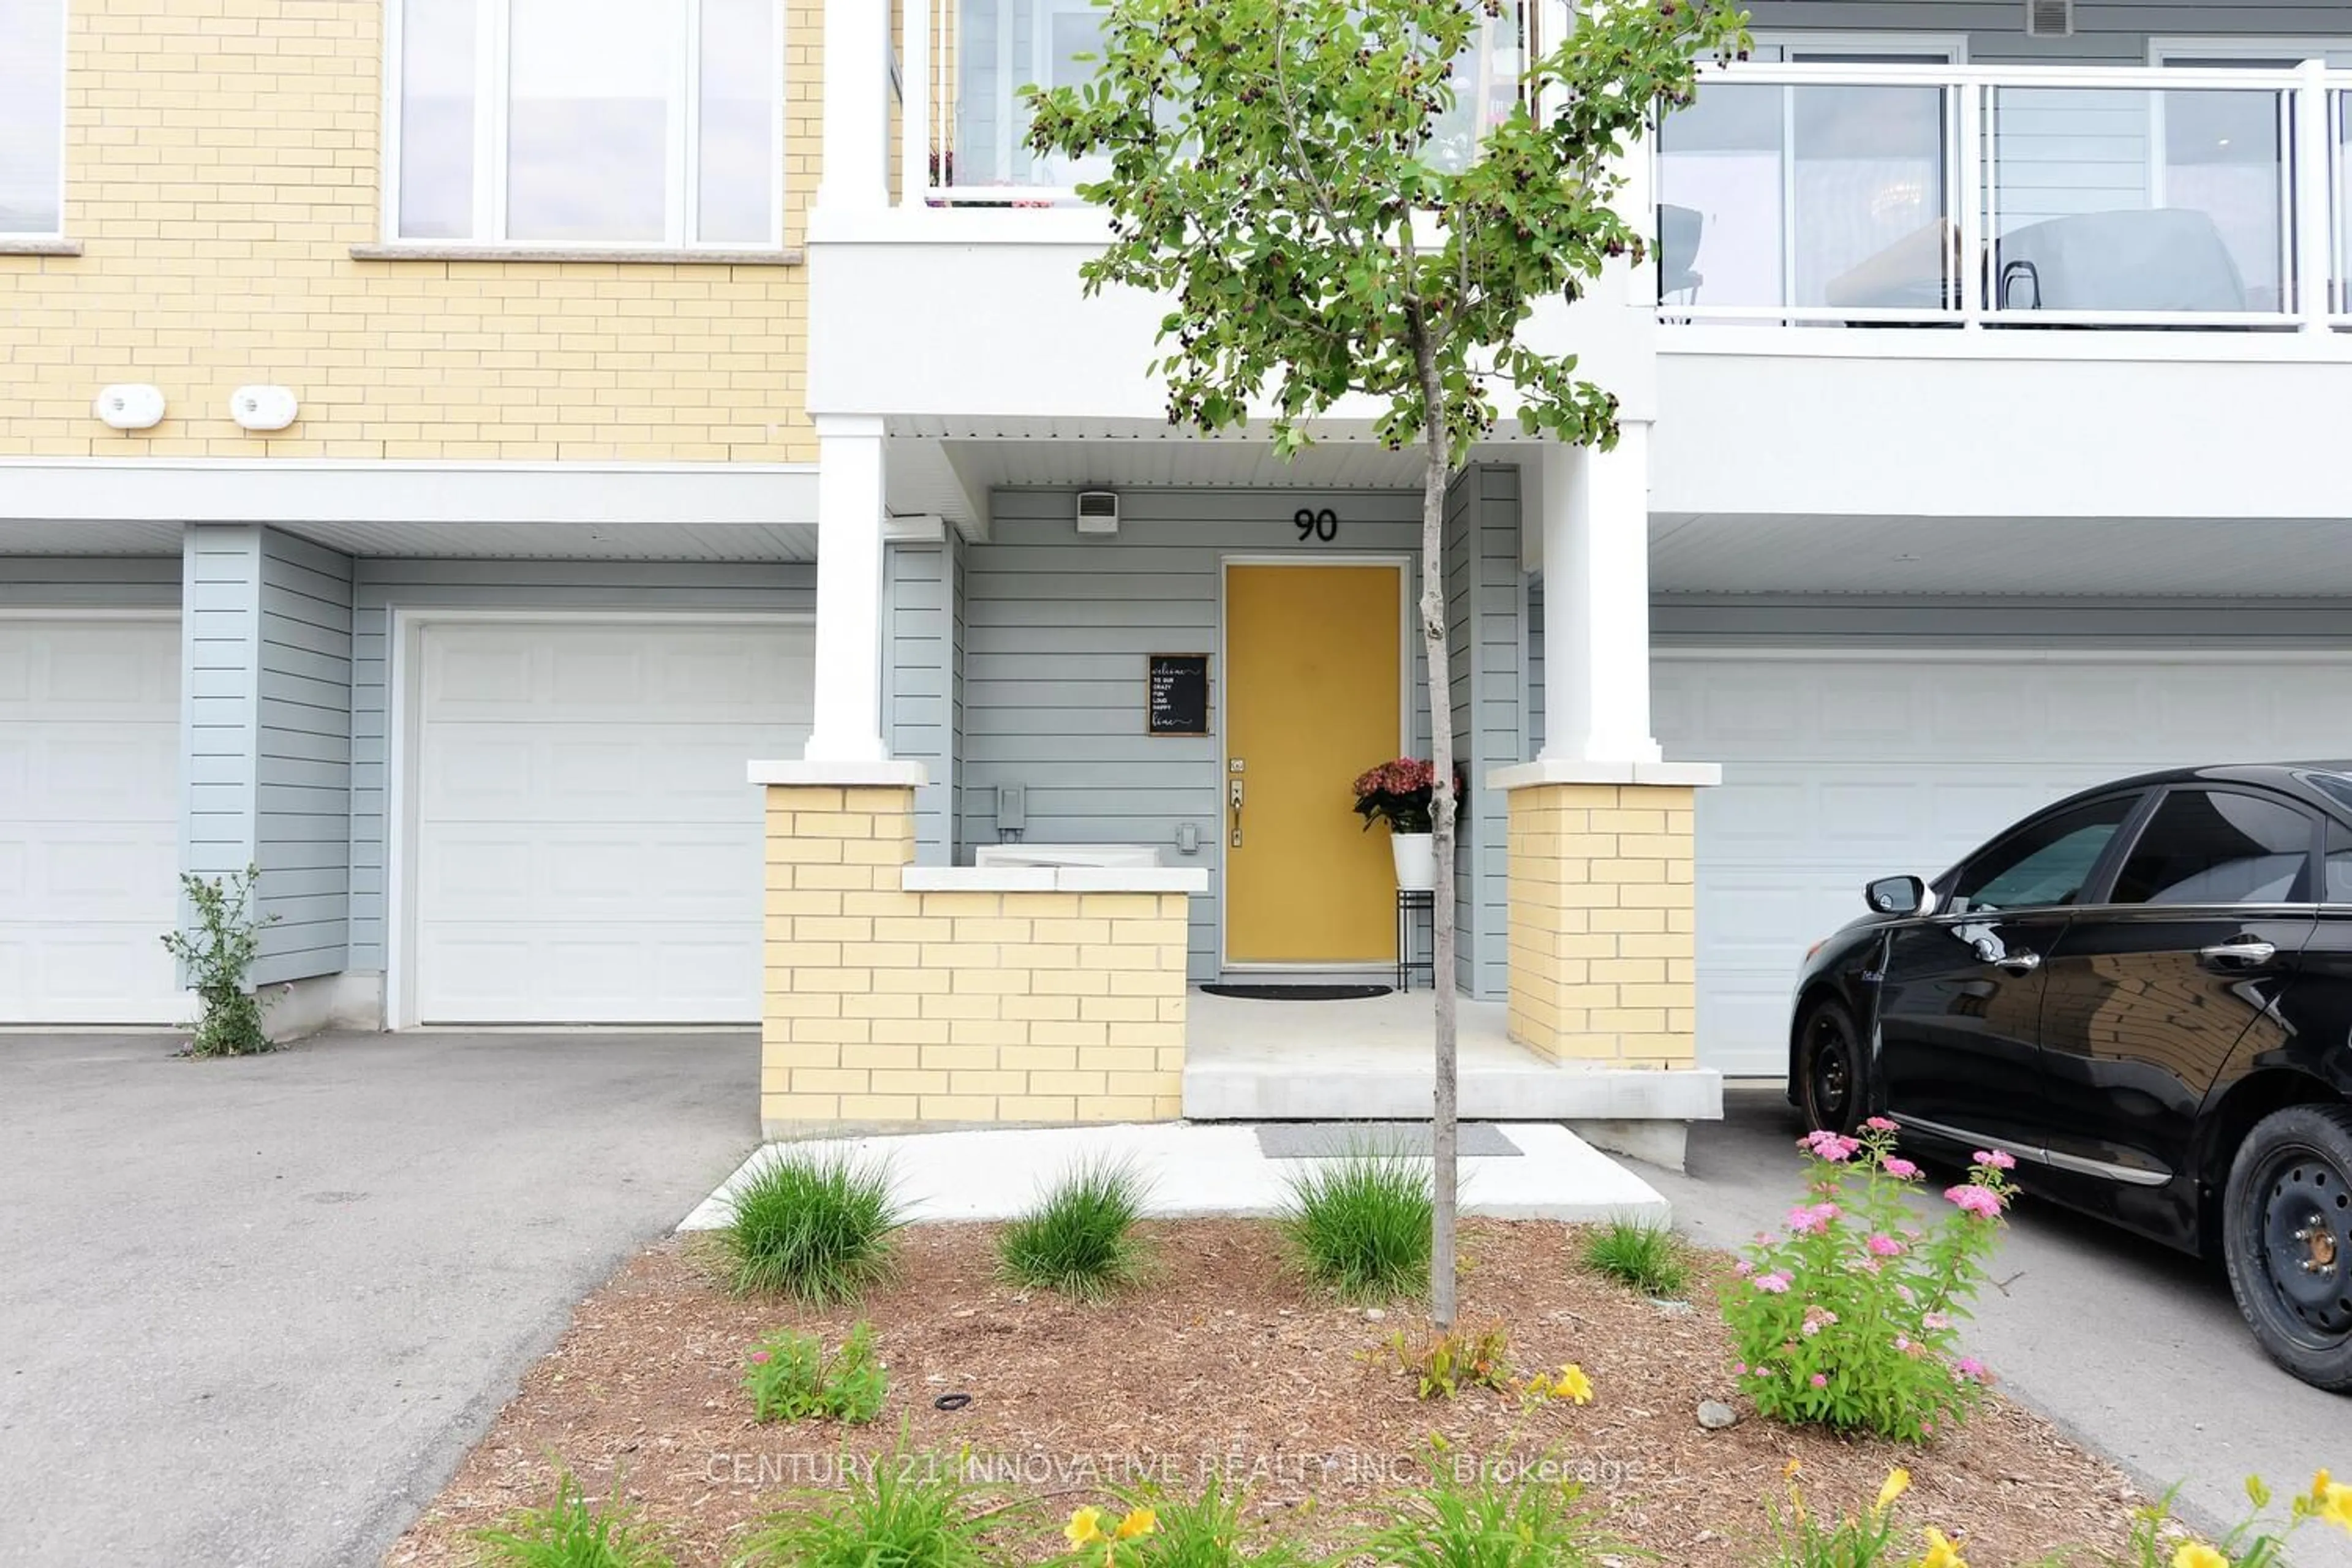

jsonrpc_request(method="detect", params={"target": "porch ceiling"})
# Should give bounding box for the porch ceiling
[1651,513,2352,598]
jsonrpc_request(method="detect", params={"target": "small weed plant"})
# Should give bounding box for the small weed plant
[1581,1218,1690,1298]
[2089,1471,2352,1568]
[998,1158,1153,1300]
[469,1469,676,1568]
[1722,1121,2013,1442]
[717,1146,902,1303]
[1055,1482,1319,1568]
[1365,1447,1625,1568]
[742,1321,888,1423]
[1381,1321,1514,1401]
[733,1438,1012,1568]
[160,865,279,1058]
[1279,1148,1433,1302]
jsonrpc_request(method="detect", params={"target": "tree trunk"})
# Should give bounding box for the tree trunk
[1415,350,1459,1330]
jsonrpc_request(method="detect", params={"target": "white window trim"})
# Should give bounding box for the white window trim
[1,0,71,243]
[1749,31,1970,64]
[2150,37,2352,67]
[378,0,787,254]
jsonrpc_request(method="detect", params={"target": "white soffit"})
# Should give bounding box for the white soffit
[1653,513,2352,597]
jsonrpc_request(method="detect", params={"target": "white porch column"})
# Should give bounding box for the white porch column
[805,415,890,763]
[817,0,891,213]
[1538,424,1661,765]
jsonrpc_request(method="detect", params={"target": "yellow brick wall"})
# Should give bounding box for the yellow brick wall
[0,0,820,461]
[762,785,1191,1133]
[1504,783,1698,1068]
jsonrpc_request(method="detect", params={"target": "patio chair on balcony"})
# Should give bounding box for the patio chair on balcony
[1658,203,1704,308]
[1823,217,1962,323]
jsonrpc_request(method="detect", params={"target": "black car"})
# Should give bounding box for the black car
[1789,763,2352,1391]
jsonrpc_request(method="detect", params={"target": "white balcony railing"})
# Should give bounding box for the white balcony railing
[899,0,1533,206]
[1657,59,2351,330]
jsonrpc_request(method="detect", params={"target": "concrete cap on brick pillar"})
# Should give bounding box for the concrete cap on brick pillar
[748,759,929,787]
[1487,758,1722,791]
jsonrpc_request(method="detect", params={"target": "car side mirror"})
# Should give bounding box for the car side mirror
[1866,875,1929,916]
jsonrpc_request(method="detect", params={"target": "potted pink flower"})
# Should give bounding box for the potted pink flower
[1351,757,1462,891]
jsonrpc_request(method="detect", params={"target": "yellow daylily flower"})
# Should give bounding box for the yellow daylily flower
[1783,1458,1804,1480]
[2319,1480,2352,1534]
[1554,1364,1594,1405]
[2313,1469,2334,1505]
[1115,1507,1158,1541]
[1875,1468,1912,1513]
[1918,1526,1969,1568]
[1064,1507,1105,1547]
[2171,1545,2228,1568]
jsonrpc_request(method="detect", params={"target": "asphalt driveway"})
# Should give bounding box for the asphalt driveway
[0,1030,759,1568]
[1642,1085,2352,1568]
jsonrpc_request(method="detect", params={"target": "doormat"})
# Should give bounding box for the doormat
[1200,983,1392,1001]
[1254,1123,1521,1159]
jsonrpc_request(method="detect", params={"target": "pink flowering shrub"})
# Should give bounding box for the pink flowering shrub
[1721,1120,2014,1441]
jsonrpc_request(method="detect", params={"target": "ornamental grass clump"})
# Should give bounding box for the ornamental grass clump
[734,1438,1012,1568]
[469,1469,677,1568]
[717,1147,902,1304]
[1722,1120,2014,1442]
[1365,1450,1625,1568]
[998,1158,1155,1301]
[1580,1217,1691,1298]
[1279,1148,1434,1302]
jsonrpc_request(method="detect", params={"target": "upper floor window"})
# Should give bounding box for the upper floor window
[0,0,67,237]
[390,0,783,248]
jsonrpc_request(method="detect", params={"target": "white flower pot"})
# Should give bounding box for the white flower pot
[1390,832,1438,891]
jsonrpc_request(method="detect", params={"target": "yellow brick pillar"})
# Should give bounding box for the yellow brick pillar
[1492,763,1719,1069]
[755,766,1199,1137]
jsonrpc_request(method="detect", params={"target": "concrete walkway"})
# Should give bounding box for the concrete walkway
[0,1030,758,1568]
[1642,1085,2352,1568]
[680,1120,1668,1229]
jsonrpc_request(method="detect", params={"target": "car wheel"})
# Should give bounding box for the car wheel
[1796,997,1868,1136]
[2222,1103,2352,1393]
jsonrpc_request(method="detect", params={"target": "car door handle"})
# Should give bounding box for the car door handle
[1991,952,2041,975]
[2198,940,2277,970]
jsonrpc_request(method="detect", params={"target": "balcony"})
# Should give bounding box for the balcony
[1655,59,2352,330]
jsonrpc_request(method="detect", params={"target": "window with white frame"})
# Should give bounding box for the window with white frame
[390,0,783,248]
[0,0,67,237]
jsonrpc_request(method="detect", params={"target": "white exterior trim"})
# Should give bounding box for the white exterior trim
[2148,37,2352,66]
[0,459,820,526]
[1749,30,1969,63]
[1488,760,1722,791]
[748,758,927,786]
[902,865,1210,894]
[385,606,813,1030]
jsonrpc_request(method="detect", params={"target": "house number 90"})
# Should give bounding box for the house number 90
[1294,507,1339,542]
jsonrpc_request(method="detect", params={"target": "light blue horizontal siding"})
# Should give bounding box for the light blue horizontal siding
[885,541,956,865]
[1741,1,2345,62]
[181,527,262,904]
[1444,466,1523,1000]
[960,488,1436,984]
[253,530,353,985]
[344,559,818,971]
[0,556,181,608]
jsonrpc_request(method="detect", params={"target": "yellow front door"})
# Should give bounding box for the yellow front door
[1224,563,1403,964]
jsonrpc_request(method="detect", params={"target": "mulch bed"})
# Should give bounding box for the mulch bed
[386,1220,2141,1566]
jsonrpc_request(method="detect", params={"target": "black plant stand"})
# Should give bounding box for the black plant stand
[1395,889,1436,992]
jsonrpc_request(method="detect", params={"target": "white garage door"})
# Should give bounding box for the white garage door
[1654,651,2352,1077]
[0,617,184,1024]
[410,620,814,1024]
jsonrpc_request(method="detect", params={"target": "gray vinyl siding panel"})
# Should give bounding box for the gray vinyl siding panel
[252,530,353,984]
[344,559,817,972]
[180,526,262,897]
[1442,467,1523,1001]
[886,541,956,865]
[1653,593,2352,645]
[1743,2,2352,62]
[958,488,1433,985]
[951,533,968,856]
[0,556,181,608]
[1526,576,1545,758]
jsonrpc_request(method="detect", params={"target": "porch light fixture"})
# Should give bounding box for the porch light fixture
[1076,490,1121,536]
[230,385,300,432]
[92,384,167,431]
